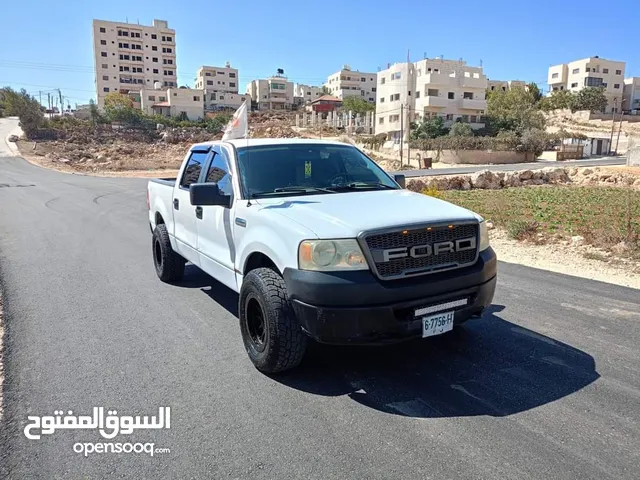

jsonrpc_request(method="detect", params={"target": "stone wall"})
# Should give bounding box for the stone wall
[406,167,640,192]
[427,150,536,165]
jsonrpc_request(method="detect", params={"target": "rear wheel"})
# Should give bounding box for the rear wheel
[239,268,307,373]
[152,224,185,282]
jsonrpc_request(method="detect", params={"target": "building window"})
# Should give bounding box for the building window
[151,34,157,39]
[572,68,580,74]
[603,68,609,74]
[101,75,108,81]
[230,82,236,87]
[152,46,157,51]
[470,115,477,123]
[159,96,166,101]
[390,114,399,122]
[586,67,591,72]
[102,63,108,69]
[380,97,385,103]
[193,96,200,101]
[614,83,620,89]
[381,77,386,84]
[552,73,559,79]
[101,52,107,57]
[379,117,384,124]
[571,82,578,88]
[229,72,236,78]
[390,93,400,101]
[207,80,213,85]
[100,40,106,45]
[463,92,473,99]
[219,95,224,100]
[103,87,109,92]
[393,72,401,80]
[152,57,158,63]
[427,89,438,97]
[602,83,608,87]
[446,92,454,99]
[153,68,159,74]
[616,69,622,75]
[585,77,603,87]
[99,27,106,33]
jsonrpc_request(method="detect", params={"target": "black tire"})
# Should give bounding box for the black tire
[239,267,307,373]
[152,224,186,282]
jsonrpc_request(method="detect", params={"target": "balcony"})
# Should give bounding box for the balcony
[421,96,449,108]
[460,75,487,89]
[421,72,452,85]
[460,98,486,110]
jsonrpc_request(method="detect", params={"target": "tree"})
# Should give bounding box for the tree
[538,90,575,111]
[103,92,142,124]
[449,122,474,137]
[572,87,608,113]
[0,87,45,138]
[341,96,375,115]
[410,116,449,139]
[486,86,545,134]
[527,82,543,103]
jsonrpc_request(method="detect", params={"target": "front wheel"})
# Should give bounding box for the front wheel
[239,268,308,373]
[152,224,186,282]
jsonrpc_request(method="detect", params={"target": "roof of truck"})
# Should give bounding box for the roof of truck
[191,138,352,150]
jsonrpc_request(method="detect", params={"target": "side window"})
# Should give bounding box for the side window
[205,151,233,196]
[180,151,207,189]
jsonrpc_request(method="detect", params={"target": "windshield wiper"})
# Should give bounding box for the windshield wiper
[250,186,336,197]
[330,182,397,190]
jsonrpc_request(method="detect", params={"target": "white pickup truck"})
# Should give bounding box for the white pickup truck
[147,139,497,373]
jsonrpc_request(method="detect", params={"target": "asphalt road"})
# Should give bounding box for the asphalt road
[393,156,626,177]
[0,148,639,478]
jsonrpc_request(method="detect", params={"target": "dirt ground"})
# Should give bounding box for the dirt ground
[490,228,640,289]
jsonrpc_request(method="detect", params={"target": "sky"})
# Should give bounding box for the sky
[1,0,638,107]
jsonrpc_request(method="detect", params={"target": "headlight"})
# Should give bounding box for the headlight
[298,239,369,271]
[479,220,490,251]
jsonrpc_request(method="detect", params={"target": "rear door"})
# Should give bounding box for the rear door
[173,148,211,265]
[195,145,237,290]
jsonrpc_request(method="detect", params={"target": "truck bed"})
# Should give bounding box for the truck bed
[149,178,176,187]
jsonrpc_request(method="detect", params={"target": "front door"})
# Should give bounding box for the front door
[596,139,603,155]
[173,149,210,265]
[195,146,237,290]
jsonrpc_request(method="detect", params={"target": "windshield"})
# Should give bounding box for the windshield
[235,143,399,198]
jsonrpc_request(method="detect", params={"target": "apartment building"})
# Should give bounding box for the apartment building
[488,79,526,92]
[623,77,640,113]
[548,56,626,113]
[92,19,177,109]
[139,87,204,120]
[293,83,323,106]
[375,57,488,141]
[193,63,249,111]
[245,74,294,110]
[323,66,377,103]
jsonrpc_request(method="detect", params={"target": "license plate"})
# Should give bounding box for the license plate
[421,311,455,338]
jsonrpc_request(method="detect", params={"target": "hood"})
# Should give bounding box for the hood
[254,190,481,238]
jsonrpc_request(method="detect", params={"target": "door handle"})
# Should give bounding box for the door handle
[173,198,179,210]
[195,206,203,219]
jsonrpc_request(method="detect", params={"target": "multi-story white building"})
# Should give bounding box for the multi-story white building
[245,74,294,110]
[324,66,377,103]
[92,19,177,109]
[548,56,626,113]
[293,83,323,106]
[139,87,204,120]
[375,57,488,141]
[487,79,526,92]
[623,77,640,113]
[193,63,249,111]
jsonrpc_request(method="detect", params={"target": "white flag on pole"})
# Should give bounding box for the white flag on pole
[222,100,248,140]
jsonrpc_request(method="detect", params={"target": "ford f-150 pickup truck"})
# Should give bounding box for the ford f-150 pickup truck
[148,139,497,373]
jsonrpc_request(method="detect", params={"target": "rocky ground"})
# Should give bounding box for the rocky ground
[406,166,640,192]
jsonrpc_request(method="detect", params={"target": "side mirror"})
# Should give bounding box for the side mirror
[393,174,406,188]
[189,183,231,207]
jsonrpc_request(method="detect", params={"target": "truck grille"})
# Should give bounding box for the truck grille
[362,223,479,280]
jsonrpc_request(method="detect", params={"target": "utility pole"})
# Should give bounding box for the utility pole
[39,91,42,108]
[47,93,51,118]
[614,99,626,155]
[407,106,411,167]
[608,98,617,155]
[58,89,63,114]
[400,104,404,167]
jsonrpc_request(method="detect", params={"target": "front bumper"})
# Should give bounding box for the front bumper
[284,247,497,345]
